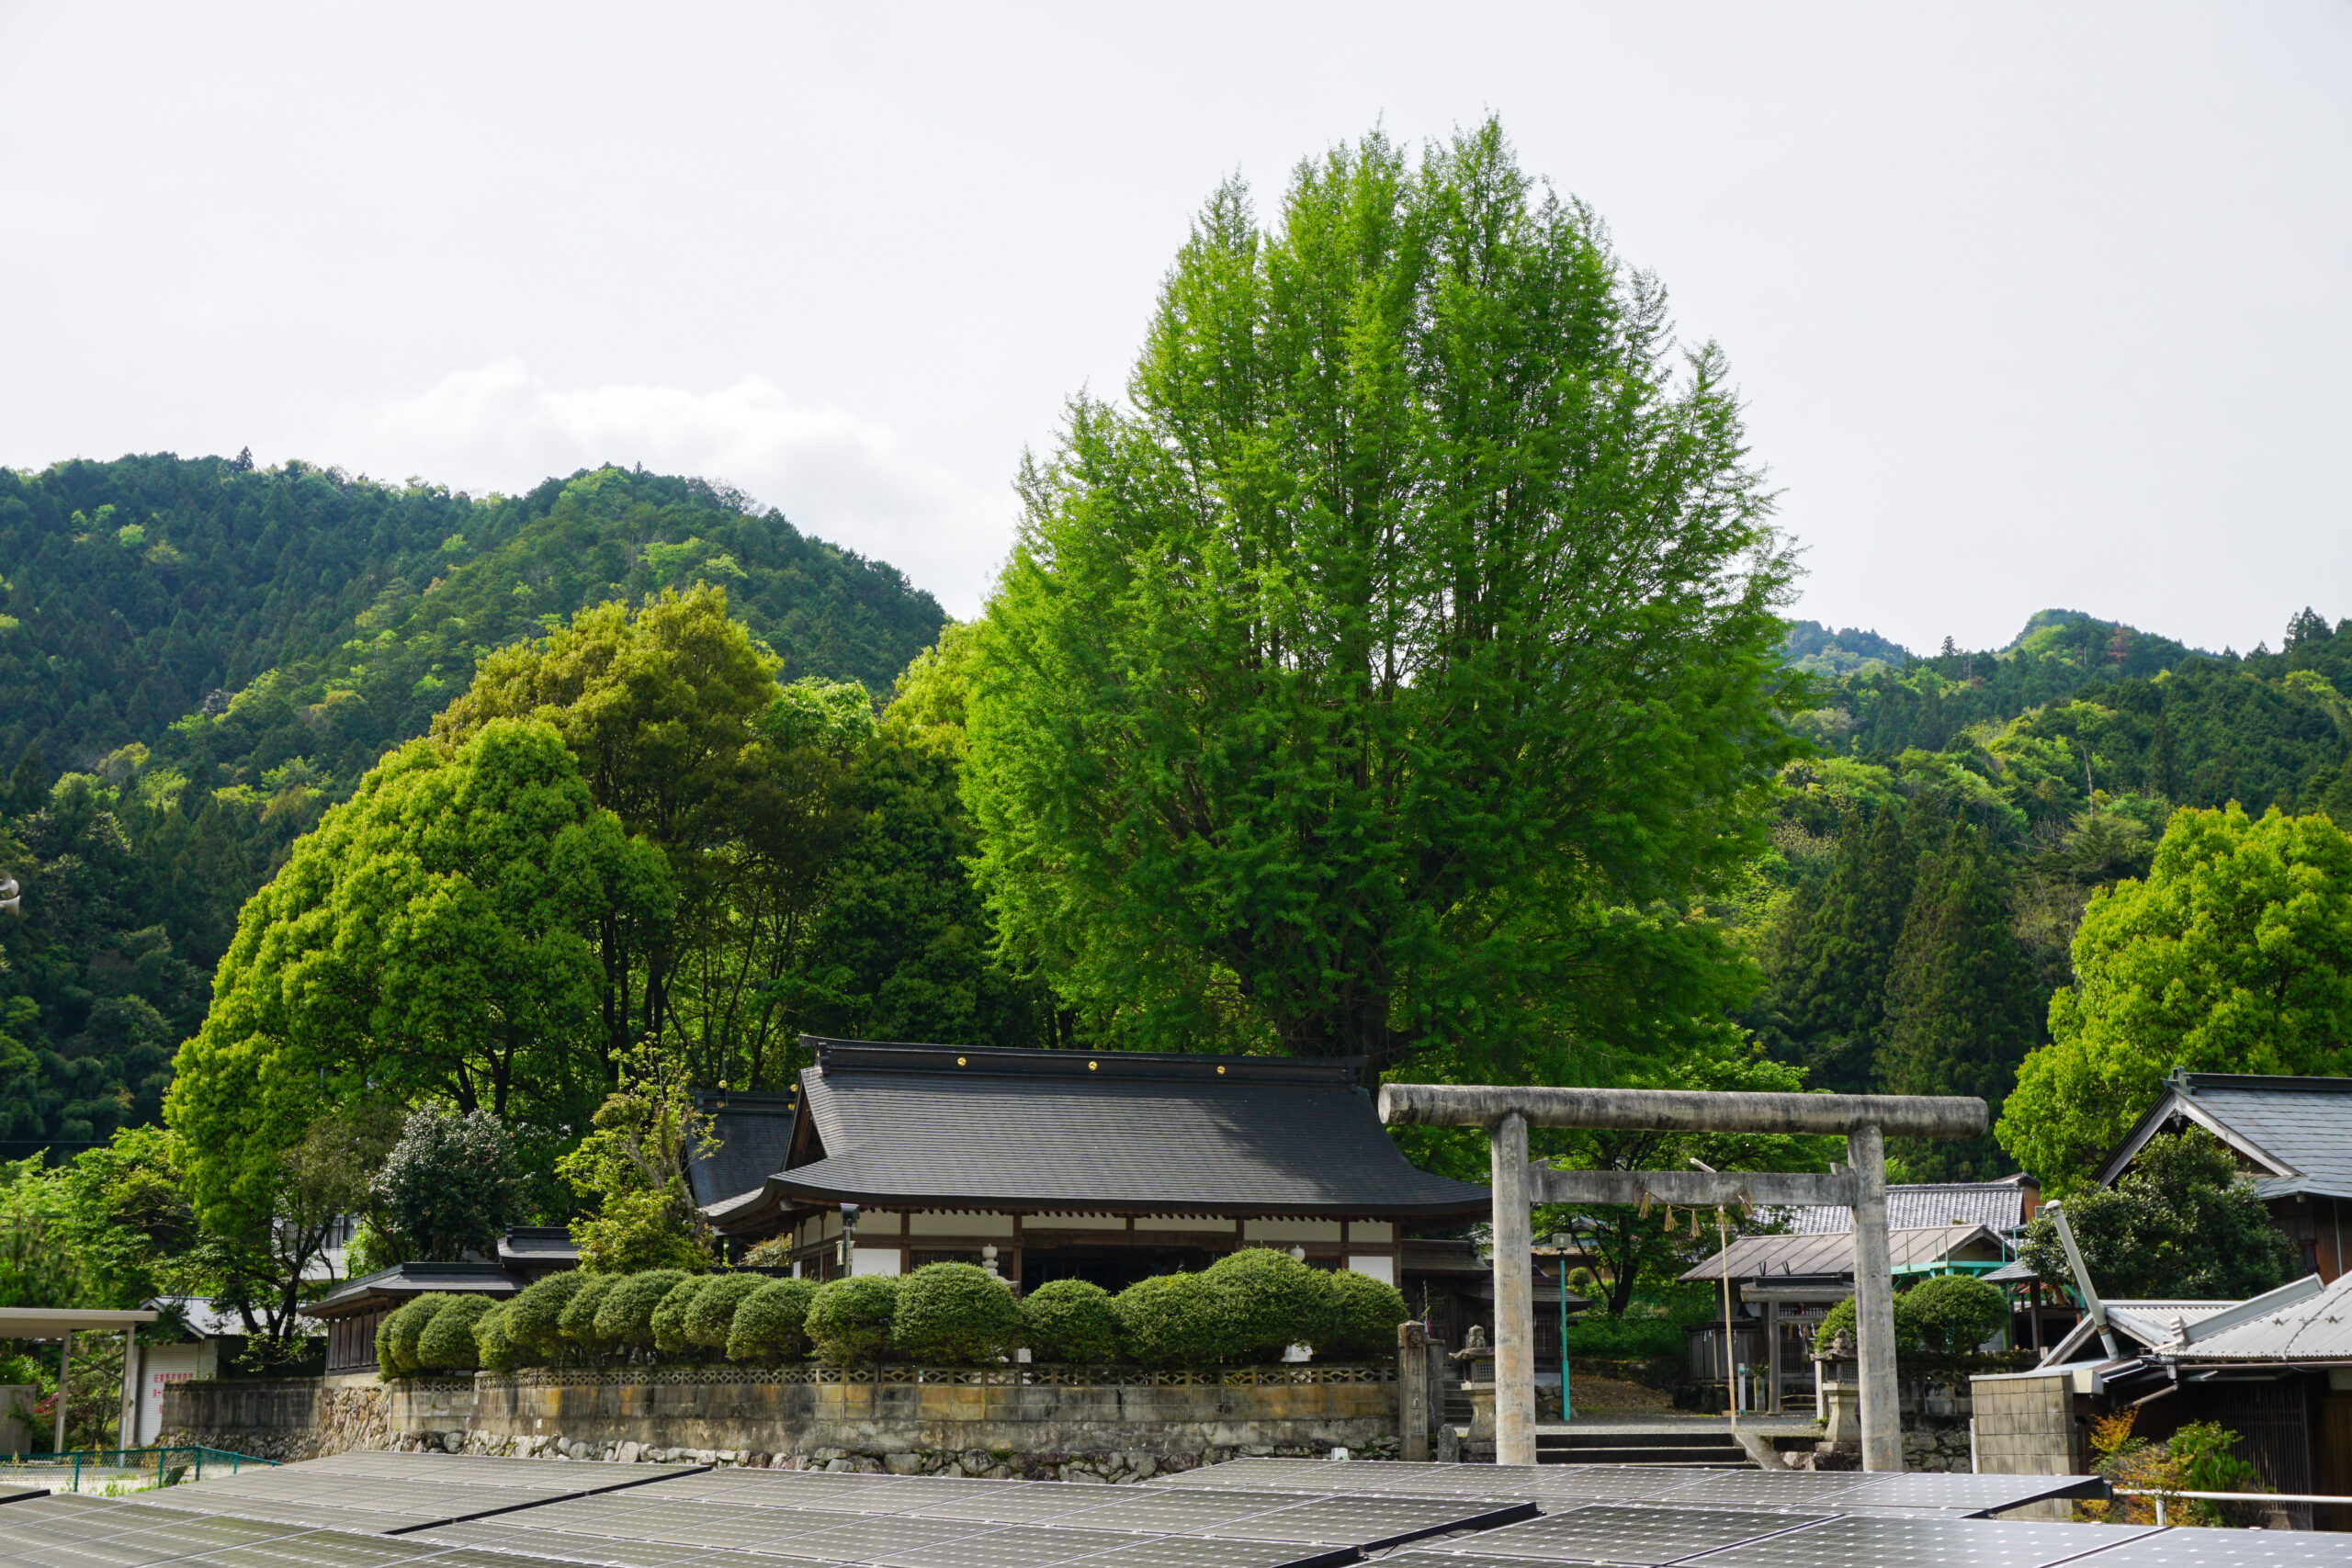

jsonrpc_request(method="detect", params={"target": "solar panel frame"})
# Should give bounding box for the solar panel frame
[1203,1495,1540,1550]
[2036,1531,2352,1568]
[1674,1512,2159,1568]
[1405,1503,1835,1564]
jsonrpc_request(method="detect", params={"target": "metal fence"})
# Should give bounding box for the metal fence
[0,1444,275,1492]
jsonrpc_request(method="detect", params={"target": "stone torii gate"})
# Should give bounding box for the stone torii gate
[1380,1085,1987,1472]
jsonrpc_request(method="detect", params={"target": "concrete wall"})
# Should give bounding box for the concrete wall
[1971,1371,2082,1519]
[165,1365,1398,1478]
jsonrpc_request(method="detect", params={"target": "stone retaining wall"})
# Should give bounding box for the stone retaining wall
[165,1364,1399,1479]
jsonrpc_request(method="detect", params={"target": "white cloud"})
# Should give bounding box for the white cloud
[327,360,1011,616]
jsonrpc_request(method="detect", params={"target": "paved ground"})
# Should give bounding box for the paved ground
[1537,1413,1823,1437]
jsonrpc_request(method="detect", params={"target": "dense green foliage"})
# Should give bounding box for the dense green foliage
[0,457,944,1151]
[591,1269,689,1348]
[651,1275,711,1356]
[2000,809,2352,1183]
[1745,604,2352,1185]
[889,1263,1023,1363]
[1315,1268,1412,1359]
[1202,1249,1329,1362]
[1812,1279,2003,1360]
[2017,1132,2298,1298]
[381,1292,452,1378]
[417,1292,496,1372]
[804,1275,899,1364]
[684,1270,766,1350]
[503,1270,585,1364]
[1017,1279,1121,1363]
[967,122,1800,1074]
[726,1278,818,1363]
[371,1105,529,1262]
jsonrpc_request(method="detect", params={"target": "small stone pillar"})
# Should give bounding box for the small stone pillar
[1813,1328,1861,1460]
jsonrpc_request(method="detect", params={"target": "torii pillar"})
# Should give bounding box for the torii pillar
[1380,1085,1986,1472]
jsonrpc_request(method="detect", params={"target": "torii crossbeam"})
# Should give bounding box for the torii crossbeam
[1379,1084,1987,1471]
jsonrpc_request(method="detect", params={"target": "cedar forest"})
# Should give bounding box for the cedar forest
[6,127,2352,1356]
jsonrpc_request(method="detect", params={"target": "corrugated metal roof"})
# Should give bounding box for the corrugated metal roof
[1679,1224,2003,1283]
[2102,1299,2241,1349]
[2163,1272,2351,1361]
[1780,1179,2032,1235]
[707,1038,1492,1231]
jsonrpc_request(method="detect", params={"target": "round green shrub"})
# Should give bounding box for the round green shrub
[1901,1273,2009,1358]
[726,1278,820,1363]
[1315,1269,1408,1359]
[594,1269,688,1353]
[652,1276,713,1357]
[1204,1248,1326,1361]
[806,1275,899,1364]
[891,1264,1021,1365]
[375,1314,401,1381]
[503,1270,588,1364]
[419,1293,495,1371]
[384,1293,456,1377]
[684,1272,767,1350]
[559,1272,620,1354]
[474,1302,517,1371]
[1113,1271,1224,1368]
[1020,1279,1121,1363]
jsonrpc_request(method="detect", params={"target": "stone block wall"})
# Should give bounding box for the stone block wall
[1970,1371,2083,1520]
[166,1364,1398,1480]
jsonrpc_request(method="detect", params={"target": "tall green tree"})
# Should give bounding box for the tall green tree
[1878,819,2041,1179]
[165,718,667,1231]
[434,586,864,1091]
[1763,806,1917,1095]
[1999,805,2352,1188]
[966,122,1800,1074]
[2017,1131,2296,1299]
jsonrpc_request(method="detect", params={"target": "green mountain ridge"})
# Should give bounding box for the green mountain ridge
[0,454,949,1149]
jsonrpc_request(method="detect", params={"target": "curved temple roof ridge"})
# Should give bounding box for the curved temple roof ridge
[695,1036,1491,1234]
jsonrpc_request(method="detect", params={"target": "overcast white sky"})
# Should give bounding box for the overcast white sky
[3,3,2346,653]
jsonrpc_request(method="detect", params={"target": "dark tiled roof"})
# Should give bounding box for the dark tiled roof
[2100,1072,2352,1200]
[686,1090,801,1208]
[301,1261,517,1320]
[707,1038,1491,1231]
[496,1226,580,1265]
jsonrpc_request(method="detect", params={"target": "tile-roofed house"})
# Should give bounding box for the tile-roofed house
[2098,1070,2352,1280]
[1779,1173,2040,1235]
[698,1036,1489,1307]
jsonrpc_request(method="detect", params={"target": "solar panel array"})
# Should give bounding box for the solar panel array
[0,1451,2342,1568]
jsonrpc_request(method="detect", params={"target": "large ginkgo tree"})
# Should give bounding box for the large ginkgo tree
[965,121,1803,1079]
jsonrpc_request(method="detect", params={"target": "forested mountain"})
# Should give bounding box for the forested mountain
[1749,605,2352,1179]
[0,455,948,1152]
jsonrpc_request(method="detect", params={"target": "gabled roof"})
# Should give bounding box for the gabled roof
[2100,1299,2245,1350]
[686,1090,801,1210]
[2098,1071,2352,1201]
[1781,1176,2037,1235]
[705,1037,1491,1234]
[2144,1273,2341,1362]
[1679,1224,2006,1284]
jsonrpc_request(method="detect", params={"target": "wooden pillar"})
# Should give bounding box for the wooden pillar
[1848,1123,1902,1472]
[1491,1111,1534,1467]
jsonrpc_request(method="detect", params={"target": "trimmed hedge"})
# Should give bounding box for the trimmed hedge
[1020,1279,1120,1363]
[892,1264,1021,1364]
[474,1302,517,1371]
[594,1269,689,1348]
[727,1278,820,1363]
[559,1273,620,1353]
[685,1272,767,1350]
[652,1276,712,1356]
[807,1275,898,1364]
[1317,1268,1408,1359]
[1204,1248,1325,1361]
[503,1271,586,1363]
[381,1293,454,1378]
[379,1258,1414,1376]
[1113,1271,1225,1368]
[418,1294,496,1372]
